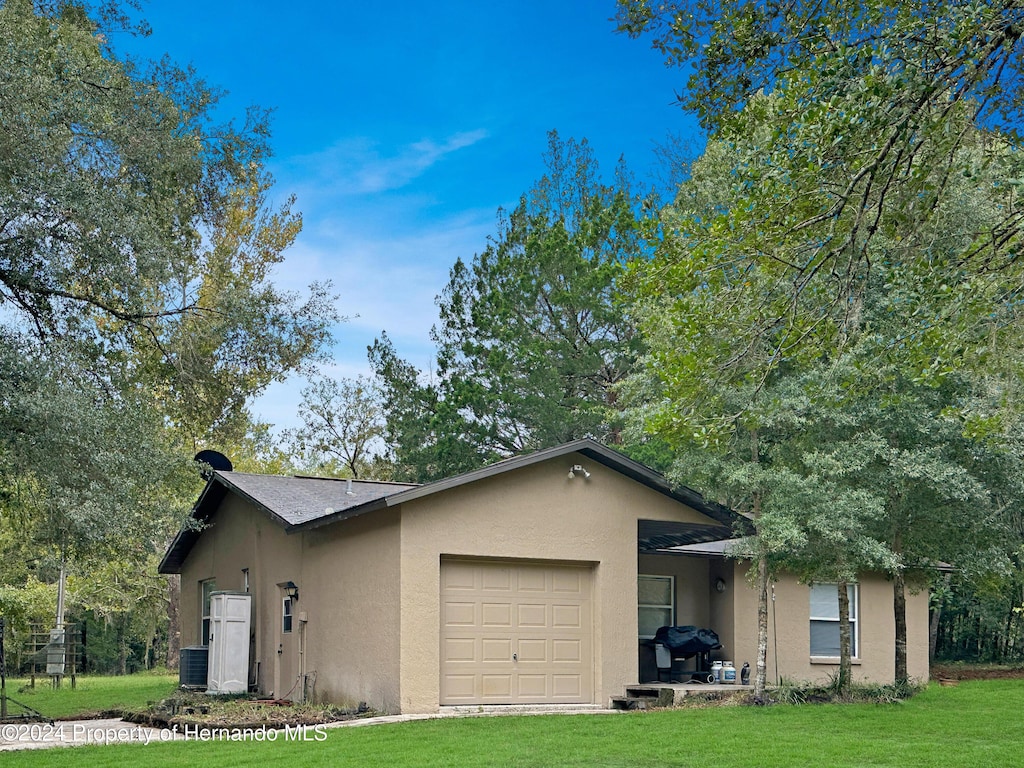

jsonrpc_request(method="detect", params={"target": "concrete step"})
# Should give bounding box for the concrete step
[611,686,677,710]
[609,696,648,710]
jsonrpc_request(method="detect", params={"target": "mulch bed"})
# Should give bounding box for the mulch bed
[120,691,374,730]
[932,664,1024,681]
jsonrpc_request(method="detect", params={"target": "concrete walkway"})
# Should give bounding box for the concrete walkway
[1,706,620,750]
[332,704,619,728]
[1,718,182,751]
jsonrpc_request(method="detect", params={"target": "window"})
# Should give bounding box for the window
[638,574,674,639]
[282,596,294,634]
[200,579,217,645]
[809,583,858,657]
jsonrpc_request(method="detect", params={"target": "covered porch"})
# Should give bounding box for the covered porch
[636,520,752,686]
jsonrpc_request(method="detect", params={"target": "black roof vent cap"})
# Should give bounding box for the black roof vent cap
[194,450,233,479]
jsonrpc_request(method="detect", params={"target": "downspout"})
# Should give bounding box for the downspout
[298,613,307,702]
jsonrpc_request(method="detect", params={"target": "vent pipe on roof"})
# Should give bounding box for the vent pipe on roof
[346,478,354,495]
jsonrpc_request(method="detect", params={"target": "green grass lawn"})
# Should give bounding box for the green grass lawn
[4,679,1023,767]
[2,671,178,720]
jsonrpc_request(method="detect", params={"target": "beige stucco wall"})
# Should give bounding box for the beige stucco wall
[300,508,402,712]
[179,495,404,709]
[395,452,718,713]
[179,494,303,696]
[726,562,930,685]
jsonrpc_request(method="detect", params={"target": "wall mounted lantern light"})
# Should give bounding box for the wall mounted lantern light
[279,581,299,601]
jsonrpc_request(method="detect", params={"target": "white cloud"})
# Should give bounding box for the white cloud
[270,206,494,341]
[286,129,490,197]
[255,204,498,434]
[253,127,504,434]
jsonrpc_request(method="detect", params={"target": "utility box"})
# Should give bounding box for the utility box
[46,628,65,675]
[179,646,209,687]
[206,591,251,694]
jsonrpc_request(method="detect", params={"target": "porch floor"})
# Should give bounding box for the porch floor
[612,682,751,710]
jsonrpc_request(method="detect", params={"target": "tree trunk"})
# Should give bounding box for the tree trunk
[894,569,908,683]
[837,580,852,693]
[117,615,127,676]
[749,430,770,701]
[928,599,941,662]
[166,574,180,671]
[755,552,769,700]
[928,572,950,662]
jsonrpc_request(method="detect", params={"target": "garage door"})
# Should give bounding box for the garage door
[440,559,593,705]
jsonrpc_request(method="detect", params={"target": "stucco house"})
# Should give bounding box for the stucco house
[159,439,930,713]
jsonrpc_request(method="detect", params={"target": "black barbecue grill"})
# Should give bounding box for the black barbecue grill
[653,625,723,683]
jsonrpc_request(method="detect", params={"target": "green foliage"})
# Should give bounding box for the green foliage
[770,674,920,705]
[619,2,1024,406]
[0,338,190,560]
[935,565,1024,662]
[618,0,1024,671]
[0,577,56,635]
[371,132,646,481]
[624,111,1024,683]
[369,332,494,482]
[617,1,1024,137]
[283,376,388,479]
[0,0,336,446]
[0,0,336,674]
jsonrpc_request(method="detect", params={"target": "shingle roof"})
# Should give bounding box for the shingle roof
[158,474,417,573]
[218,473,417,527]
[159,439,747,574]
[657,536,757,558]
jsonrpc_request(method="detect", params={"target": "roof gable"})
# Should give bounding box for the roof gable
[158,474,416,573]
[159,439,745,573]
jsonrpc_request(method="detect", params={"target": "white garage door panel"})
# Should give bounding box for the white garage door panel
[440,559,593,705]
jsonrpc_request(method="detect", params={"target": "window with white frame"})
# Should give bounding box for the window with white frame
[809,583,858,657]
[282,596,294,634]
[638,574,674,639]
[200,579,216,645]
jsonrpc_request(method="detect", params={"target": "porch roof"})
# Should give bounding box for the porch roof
[637,521,738,553]
[649,535,756,558]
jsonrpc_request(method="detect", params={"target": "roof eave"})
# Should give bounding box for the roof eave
[374,438,746,530]
[157,472,294,574]
[289,497,391,532]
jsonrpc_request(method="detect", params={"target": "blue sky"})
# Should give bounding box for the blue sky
[116,1,700,432]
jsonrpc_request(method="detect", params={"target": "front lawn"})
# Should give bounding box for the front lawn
[2,671,178,720]
[4,680,1021,766]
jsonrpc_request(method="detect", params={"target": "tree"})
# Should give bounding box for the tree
[623,126,1022,690]
[0,0,336,660]
[368,333,494,483]
[0,1,335,446]
[284,376,387,479]
[128,169,335,450]
[617,0,1024,682]
[617,1,1024,134]
[371,132,646,481]
[767,340,1017,686]
[0,0,335,508]
[617,1,1024,394]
